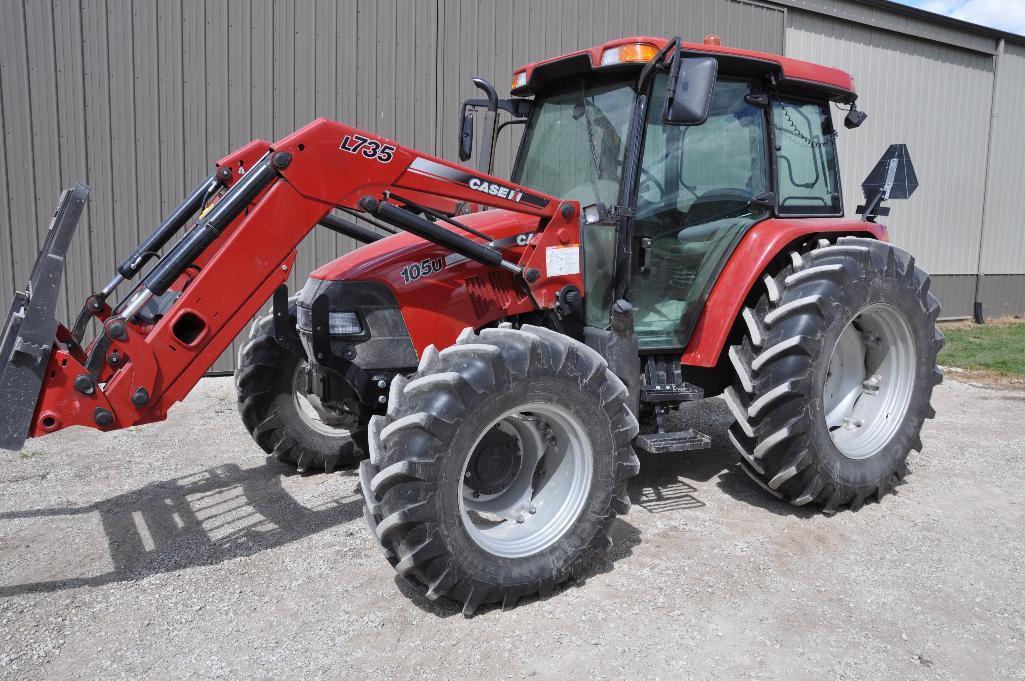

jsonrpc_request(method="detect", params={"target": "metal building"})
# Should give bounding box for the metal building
[1,0,1022,372]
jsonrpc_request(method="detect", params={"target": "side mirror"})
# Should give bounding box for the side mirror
[458,112,474,162]
[664,56,718,126]
[844,104,868,129]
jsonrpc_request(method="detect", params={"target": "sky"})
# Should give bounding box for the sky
[890,0,1025,35]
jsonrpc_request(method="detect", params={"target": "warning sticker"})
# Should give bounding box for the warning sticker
[545,245,580,277]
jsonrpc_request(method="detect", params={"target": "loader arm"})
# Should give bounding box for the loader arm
[1,118,582,450]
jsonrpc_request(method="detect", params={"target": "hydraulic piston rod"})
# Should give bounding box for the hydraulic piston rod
[120,157,279,320]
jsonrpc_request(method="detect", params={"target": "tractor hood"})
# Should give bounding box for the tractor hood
[307,208,544,353]
[310,208,541,282]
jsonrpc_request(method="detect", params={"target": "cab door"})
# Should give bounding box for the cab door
[629,74,771,350]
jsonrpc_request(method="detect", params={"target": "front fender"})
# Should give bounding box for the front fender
[681,218,887,367]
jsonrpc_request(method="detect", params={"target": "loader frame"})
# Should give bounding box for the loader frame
[1,121,581,449]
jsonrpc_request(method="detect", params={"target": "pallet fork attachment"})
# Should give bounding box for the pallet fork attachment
[0,185,89,450]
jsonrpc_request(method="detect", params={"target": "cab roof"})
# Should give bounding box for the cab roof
[511,36,857,103]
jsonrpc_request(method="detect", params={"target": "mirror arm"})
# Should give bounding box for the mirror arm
[638,36,679,90]
[473,78,500,175]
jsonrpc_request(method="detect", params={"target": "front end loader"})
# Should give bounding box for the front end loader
[1,35,942,615]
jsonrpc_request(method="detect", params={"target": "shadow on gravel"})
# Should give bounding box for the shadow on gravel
[395,517,644,619]
[0,458,363,597]
[629,398,818,519]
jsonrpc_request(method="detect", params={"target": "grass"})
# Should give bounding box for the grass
[937,318,1025,376]
[19,450,45,460]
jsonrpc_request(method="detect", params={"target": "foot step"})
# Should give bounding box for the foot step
[640,382,703,403]
[640,354,704,403]
[634,429,711,454]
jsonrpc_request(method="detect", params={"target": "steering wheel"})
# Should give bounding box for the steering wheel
[684,187,753,225]
[638,167,665,196]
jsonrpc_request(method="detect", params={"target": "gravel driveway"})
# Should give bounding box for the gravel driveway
[1,376,1022,680]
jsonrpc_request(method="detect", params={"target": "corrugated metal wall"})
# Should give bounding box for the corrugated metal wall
[785,10,994,276]
[0,0,1021,378]
[0,0,782,372]
[978,42,1025,276]
[435,0,785,178]
[784,1,1025,319]
[0,0,443,371]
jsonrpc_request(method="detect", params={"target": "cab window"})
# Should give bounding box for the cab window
[772,98,841,214]
[629,74,770,349]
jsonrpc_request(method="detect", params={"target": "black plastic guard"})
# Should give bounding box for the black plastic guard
[0,184,88,451]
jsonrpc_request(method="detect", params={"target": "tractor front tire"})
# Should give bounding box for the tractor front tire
[726,237,943,513]
[360,325,639,615]
[235,310,367,473]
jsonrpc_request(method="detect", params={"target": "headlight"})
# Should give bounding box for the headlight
[296,306,363,335]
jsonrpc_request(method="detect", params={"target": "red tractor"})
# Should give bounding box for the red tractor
[1,36,941,614]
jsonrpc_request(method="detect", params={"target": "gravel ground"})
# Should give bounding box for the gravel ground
[1,376,1023,680]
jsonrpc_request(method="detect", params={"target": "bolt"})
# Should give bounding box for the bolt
[377,395,387,404]
[74,374,95,395]
[465,471,472,480]
[842,417,864,430]
[377,379,388,389]
[280,264,288,271]
[107,319,128,340]
[93,407,114,428]
[528,505,536,514]
[131,387,150,406]
[271,151,292,169]
[516,515,525,524]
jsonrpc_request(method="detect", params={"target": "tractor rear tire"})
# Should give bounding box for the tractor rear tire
[235,309,367,473]
[725,237,943,513]
[360,325,639,615]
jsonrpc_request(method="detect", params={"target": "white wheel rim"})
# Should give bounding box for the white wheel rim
[458,402,593,558]
[823,303,916,460]
[291,362,357,436]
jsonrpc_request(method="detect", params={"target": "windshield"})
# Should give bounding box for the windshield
[512,76,636,207]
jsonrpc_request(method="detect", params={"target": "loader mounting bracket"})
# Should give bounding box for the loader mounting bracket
[271,285,305,359]
[305,292,390,408]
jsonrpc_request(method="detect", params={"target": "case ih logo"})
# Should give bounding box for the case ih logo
[468,178,523,202]
[408,158,550,208]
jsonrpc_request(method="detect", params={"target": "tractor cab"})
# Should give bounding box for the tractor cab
[463,36,860,351]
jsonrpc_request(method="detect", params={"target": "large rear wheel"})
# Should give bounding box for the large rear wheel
[725,237,943,512]
[360,325,639,614]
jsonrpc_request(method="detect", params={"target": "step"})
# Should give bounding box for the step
[640,382,704,403]
[634,429,712,454]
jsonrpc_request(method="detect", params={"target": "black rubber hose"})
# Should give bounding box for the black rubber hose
[319,213,383,243]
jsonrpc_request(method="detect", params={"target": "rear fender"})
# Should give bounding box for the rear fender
[681,218,887,367]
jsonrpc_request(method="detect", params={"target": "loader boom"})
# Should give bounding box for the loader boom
[2,118,581,449]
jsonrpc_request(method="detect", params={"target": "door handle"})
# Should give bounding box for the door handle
[640,237,653,273]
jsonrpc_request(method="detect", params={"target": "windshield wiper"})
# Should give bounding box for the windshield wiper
[578,81,605,203]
